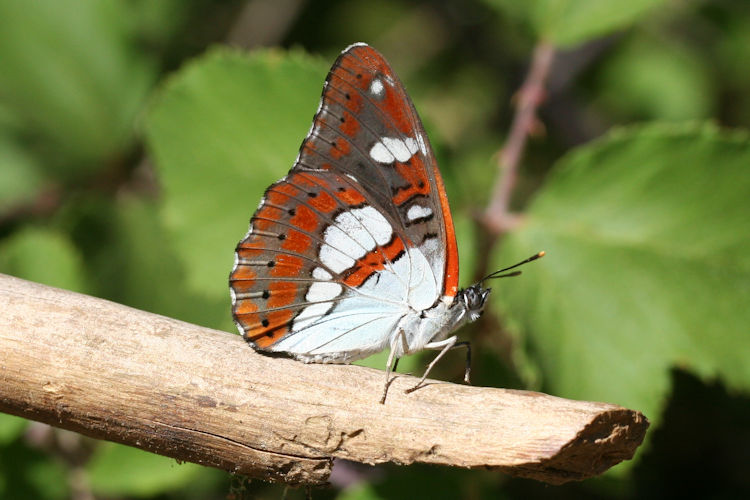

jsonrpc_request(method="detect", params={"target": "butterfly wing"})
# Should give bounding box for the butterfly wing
[229,43,459,362]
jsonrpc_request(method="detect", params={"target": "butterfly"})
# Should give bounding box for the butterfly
[229,43,542,402]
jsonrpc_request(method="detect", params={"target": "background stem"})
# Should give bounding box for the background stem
[484,42,556,235]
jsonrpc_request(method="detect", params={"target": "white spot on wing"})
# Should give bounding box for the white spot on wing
[319,206,393,273]
[319,244,356,273]
[369,137,420,164]
[306,281,342,302]
[407,205,433,221]
[369,142,394,163]
[312,267,332,280]
[337,206,392,246]
[393,137,419,162]
[325,224,369,261]
[369,78,384,97]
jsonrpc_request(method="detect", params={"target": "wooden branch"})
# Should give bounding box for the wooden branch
[0,274,648,486]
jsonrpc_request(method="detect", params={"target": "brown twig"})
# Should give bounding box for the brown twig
[484,42,556,234]
[0,274,648,486]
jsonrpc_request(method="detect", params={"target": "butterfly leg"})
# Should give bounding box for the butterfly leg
[404,336,471,394]
[454,341,471,383]
[380,329,408,404]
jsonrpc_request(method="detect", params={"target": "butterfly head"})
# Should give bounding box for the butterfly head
[460,284,492,322]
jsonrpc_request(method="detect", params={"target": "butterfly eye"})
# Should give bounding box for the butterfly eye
[462,286,490,312]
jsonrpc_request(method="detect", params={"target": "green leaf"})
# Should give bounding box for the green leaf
[0,440,69,500]
[485,0,666,47]
[495,123,750,428]
[0,414,27,445]
[0,132,44,215]
[0,227,88,293]
[100,197,231,330]
[144,47,328,300]
[337,482,384,500]
[86,443,203,497]
[595,35,714,121]
[0,0,156,173]
[22,459,69,500]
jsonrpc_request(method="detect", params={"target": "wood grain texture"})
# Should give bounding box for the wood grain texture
[0,273,648,485]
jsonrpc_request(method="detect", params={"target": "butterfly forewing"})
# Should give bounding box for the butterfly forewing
[302,44,458,296]
[230,43,459,361]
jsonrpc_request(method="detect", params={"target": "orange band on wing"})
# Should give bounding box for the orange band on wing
[343,237,406,287]
[431,161,458,297]
[248,309,294,348]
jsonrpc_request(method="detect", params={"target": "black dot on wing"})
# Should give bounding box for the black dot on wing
[288,208,296,216]
[339,116,345,123]
[356,73,362,79]
[345,93,351,100]
[261,319,269,327]
[337,187,346,192]
[278,233,286,241]
[262,290,270,299]
[308,192,318,198]
[267,261,275,268]
[418,181,425,188]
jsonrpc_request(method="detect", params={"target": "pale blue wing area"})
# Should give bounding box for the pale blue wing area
[271,295,404,362]
[271,244,440,362]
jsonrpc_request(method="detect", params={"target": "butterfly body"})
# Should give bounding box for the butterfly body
[230,43,491,392]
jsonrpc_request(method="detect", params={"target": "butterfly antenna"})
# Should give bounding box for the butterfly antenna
[482,251,545,281]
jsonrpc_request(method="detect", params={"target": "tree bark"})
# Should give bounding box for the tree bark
[0,273,648,486]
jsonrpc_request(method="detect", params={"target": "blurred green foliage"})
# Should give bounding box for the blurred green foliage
[484,0,666,47]
[1,0,749,498]
[86,444,208,498]
[498,123,750,433]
